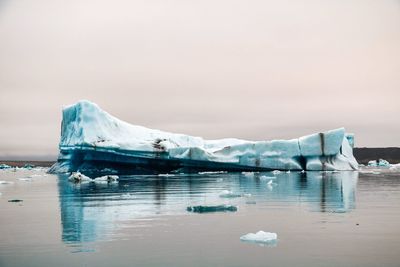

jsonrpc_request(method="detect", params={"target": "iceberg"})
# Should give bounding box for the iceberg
[49,100,358,174]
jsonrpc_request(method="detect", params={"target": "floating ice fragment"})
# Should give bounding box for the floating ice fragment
[18,178,32,182]
[242,172,255,178]
[198,171,227,174]
[267,180,277,186]
[219,190,242,198]
[158,173,175,177]
[93,175,119,183]
[243,193,252,198]
[389,163,400,171]
[68,172,92,183]
[0,181,13,185]
[272,170,281,175]
[260,175,275,181]
[23,164,35,169]
[240,231,277,244]
[187,205,237,213]
[368,159,390,167]
[0,164,11,169]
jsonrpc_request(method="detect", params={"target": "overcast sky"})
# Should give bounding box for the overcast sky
[0,0,399,159]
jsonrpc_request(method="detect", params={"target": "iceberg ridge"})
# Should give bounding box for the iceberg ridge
[50,100,358,174]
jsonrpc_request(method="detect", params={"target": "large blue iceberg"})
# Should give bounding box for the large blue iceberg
[49,100,358,174]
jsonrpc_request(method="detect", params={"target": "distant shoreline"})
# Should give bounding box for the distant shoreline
[1,147,399,167]
[353,147,400,164]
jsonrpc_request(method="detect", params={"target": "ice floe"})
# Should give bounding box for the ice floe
[240,231,277,244]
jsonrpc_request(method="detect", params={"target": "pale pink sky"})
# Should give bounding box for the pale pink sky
[0,0,399,158]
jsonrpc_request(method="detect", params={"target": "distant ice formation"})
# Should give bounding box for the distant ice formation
[49,100,358,174]
[368,159,390,167]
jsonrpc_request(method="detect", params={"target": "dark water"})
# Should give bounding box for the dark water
[0,167,400,267]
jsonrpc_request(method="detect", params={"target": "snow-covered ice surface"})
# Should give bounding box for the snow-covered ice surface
[49,100,358,174]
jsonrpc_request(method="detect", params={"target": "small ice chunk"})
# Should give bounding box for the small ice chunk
[198,171,227,174]
[0,164,12,169]
[260,175,275,181]
[0,180,13,185]
[389,163,400,171]
[18,178,32,182]
[242,172,255,178]
[93,175,119,183]
[68,172,92,183]
[267,180,277,186]
[158,173,175,177]
[368,159,390,167]
[243,193,252,198]
[240,231,277,244]
[219,190,242,198]
[187,205,237,213]
[23,164,35,169]
[272,170,281,175]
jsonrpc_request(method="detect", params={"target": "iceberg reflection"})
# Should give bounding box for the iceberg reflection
[57,171,358,244]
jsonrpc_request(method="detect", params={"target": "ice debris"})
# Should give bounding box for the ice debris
[93,175,119,183]
[219,190,242,198]
[368,159,390,167]
[186,205,237,213]
[390,163,400,171]
[240,231,277,244]
[198,171,227,174]
[242,172,255,178]
[260,175,275,181]
[0,164,11,169]
[49,100,359,173]
[69,172,119,183]
[0,181,13,185]
[18,178,32,182]
[68,172,92,183]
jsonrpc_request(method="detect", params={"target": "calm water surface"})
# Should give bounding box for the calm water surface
[0,167,399,267]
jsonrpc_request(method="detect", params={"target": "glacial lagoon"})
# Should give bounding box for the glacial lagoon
[1,167,400,267]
